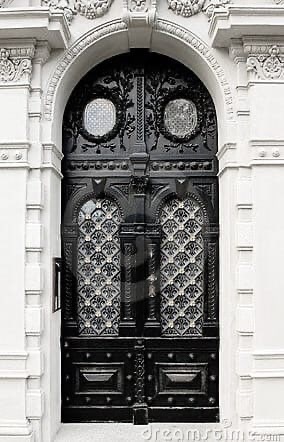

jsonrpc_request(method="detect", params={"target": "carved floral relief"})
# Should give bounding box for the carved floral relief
[167,0,230,19]
[0,47,34,83]
[247,45,284,81]
[42,0,113,22]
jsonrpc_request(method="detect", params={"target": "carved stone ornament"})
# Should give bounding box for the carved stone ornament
[247,45,284,81]
[128,0,147,12]
[167,0,230,18]
[0,47,34,83]
[0,0,13,7]
[203,0,230,19]
[168,0,205,17]
[42,0,113,22]
[42,0,75,23]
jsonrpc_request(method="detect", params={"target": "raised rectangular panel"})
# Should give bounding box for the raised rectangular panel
[26,181,43,208]
[237,223,253,249]
[26,350,44,377]
[25,307,43,335]
[236,306,254,333]
[26,390,44,419]
[25,264,43,293]
[237,351,253,376]
[157,363,208,395]
[75,364,124,394]
[237,390,253,418]
[26,223,43,250]
[237,180,252,206]
[238,265,253,291]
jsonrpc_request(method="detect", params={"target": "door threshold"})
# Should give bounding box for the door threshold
[55,422,222,442]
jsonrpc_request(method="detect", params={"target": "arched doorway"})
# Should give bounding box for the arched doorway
[61,51,219,425]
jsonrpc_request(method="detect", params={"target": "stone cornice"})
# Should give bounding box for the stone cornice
[209,6,284,48]
[0,8,70,49]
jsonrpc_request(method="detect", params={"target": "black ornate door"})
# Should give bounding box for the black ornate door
[61,52,219,424]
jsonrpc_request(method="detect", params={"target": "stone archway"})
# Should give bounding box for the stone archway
[41,17,238,438]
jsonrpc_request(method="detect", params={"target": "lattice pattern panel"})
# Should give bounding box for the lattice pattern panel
[160,197,205,336]
[84,98,116,137]
[77,199,121,336]
[164,99,198,138]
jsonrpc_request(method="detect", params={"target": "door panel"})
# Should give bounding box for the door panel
[61,51,219,424]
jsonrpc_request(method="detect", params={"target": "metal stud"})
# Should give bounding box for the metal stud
[147,397,153,404]
[168,353,174,360]
[189,353,194,360]
[148,375,153,381]
[85,397,91,404]
[168,397,174,405]
[147,352,153,360]
[210,353,217,360]
[65,353,70,359]
[210,375,216,382]
[126,397,132,404]
[85,352,91,360]
[126,352,132,359]
[209,397,216,404]
[65,375,70,381]
[106,352,112,359]
[127,375,132,381]
[188,397,195,404]
[106,397,112,404]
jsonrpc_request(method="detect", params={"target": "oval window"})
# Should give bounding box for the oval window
[84,98,116,138]
[164,98,198,139]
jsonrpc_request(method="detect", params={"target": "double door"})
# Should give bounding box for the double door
[61,52,219,424]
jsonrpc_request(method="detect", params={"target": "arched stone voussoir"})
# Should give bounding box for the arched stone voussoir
[44,18,236,148]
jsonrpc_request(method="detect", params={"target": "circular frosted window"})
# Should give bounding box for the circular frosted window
[84,98,116,137]
[164,99,198,139]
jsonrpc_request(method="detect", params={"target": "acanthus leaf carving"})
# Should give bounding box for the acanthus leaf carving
[0,47,34,84]
[246,45,284,81]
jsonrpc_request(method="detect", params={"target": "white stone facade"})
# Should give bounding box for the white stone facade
[0,0,284,441]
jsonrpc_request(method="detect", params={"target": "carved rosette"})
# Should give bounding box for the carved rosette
[246,45,284,81]
[0,47,35,84]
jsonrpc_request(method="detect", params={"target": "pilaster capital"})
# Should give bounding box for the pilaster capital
[245,41,284,82]
[0,39,35,86]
